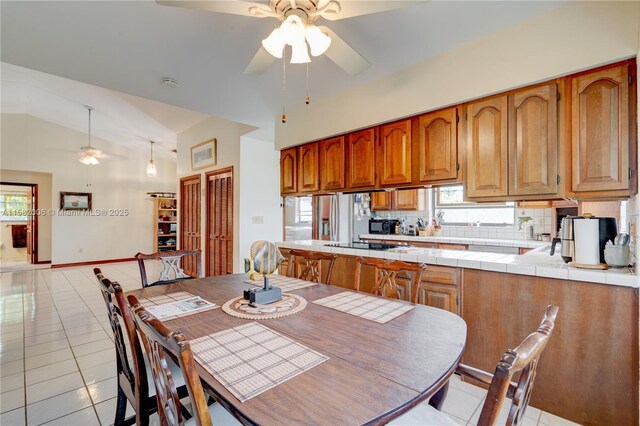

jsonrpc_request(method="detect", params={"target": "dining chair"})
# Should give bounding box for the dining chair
[354,257,426,303]
[286,249,337,284]
[127,295,240,426]
[391,305,560,426]
[135,249,202,288]
[94,268,188,425]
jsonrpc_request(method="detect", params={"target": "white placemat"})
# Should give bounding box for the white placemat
[244,275,319,292]
[313,291,415,324]
[190,322,328,402]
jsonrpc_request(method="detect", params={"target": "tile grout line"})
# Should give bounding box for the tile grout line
[37,268,104,425]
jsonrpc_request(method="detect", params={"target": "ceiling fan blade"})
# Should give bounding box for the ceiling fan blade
[244,46,276,75]
[155,1,269,18]
[319,26,370,76]
[319,0,429,21]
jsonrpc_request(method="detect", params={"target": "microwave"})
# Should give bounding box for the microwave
[369,219,399,235]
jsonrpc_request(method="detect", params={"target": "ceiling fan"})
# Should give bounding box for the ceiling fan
[156,0,428,76]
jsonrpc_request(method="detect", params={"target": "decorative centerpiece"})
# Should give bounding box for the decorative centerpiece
[243,241,285,305]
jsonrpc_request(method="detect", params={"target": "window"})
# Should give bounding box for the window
[0,193,29,222]
[434,186,515,226]
[295,196,313,224]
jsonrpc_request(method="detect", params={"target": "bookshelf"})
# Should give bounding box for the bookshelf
[154,197,177,252]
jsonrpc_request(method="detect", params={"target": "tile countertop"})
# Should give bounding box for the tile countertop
[359,234,547,249]
[276,240,638,289]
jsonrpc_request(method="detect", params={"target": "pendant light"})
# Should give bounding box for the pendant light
[78,106,99,165]
[147,141,157,177]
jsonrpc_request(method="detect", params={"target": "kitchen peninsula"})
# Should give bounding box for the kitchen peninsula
[276,239,638,426]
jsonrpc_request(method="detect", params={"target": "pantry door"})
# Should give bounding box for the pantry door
[180,174,201,277]
[206,167,234,276]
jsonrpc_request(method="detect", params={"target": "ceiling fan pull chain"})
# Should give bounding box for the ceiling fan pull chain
[282,48,287,123]
[305,63,310,105]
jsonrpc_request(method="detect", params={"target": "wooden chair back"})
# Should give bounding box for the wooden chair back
[94,268,151,425]
[287,249,337,284]
[136,249,202,288]
[127,295,212,426]
[457,305,560,426]
[354,257,426,303]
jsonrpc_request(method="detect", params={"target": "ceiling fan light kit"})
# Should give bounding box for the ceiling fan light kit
[261,15,329,63]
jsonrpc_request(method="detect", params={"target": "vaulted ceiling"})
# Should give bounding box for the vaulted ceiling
[1,1,564,137]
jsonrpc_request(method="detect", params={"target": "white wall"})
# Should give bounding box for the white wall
[0,113,177,264]
[238,137,282,271]
[176,116,256,273]
[276,1,640,148]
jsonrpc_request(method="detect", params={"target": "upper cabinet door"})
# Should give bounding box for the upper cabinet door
[347,128,376,189]
[508,84,558,196]
[378,120,412,186]
[394,189,419,210]
[370,191,393,211]
[280,147,297,194]
[465,96,509,198]
[571,65,629,192]
[415,107,458,182]
[298,142,320,193]
[320,136,346,191]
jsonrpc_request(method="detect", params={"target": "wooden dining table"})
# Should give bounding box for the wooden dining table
[127,274,467,425]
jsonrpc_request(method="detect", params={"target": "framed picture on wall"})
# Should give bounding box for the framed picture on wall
[60,192,92,210]
[191,138,217,170]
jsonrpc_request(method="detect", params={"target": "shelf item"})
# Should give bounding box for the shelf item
[154,197,178,252]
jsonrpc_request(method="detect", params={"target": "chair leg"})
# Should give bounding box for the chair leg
[114,385,128,425]
[428,380,450,411]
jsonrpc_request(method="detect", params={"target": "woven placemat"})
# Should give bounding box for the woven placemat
[222,294,306,320]
[244,275,319,292]
[313,291,414,324]
[190,322,328,402]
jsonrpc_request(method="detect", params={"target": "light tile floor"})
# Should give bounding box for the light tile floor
[1,262,581,425]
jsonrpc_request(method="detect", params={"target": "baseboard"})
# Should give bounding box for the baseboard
[51,257,135,269]
[35,260,51,265]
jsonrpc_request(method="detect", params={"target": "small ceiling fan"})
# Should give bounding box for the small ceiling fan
[156,0,427,75]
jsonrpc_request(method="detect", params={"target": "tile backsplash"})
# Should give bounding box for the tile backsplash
[376,208,554,241]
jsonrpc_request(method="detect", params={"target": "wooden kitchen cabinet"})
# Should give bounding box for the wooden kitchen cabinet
[437,243,467,251]
[347,128,377,189]
[280,147,297,194]
[370,189,419,211]
[298,142,320,193]
[320,136,346,191]
[415,265,459,314]
[394,189,418,210]
[508,83,558,196]
[571,63,632,195]
[465,95,509,198]
[414,107,459,183]
[378,120,412,186]
[370,191,393,210]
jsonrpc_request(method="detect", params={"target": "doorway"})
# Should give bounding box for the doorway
[0,182,38,268]
[180,174,201,277]
[206,167,234,276]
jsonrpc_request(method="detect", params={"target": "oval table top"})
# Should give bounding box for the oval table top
[127,274,467,425]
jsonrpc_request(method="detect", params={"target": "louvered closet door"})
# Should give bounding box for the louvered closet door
[206,168,234,276]
[180,175,201,277]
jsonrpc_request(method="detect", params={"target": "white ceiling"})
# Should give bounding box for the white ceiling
[1,63,209,155]
[1,1,564,136]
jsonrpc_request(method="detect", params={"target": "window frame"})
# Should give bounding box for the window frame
[295,196,313,224]
[0,192,29,222]
[433,186,515,227]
